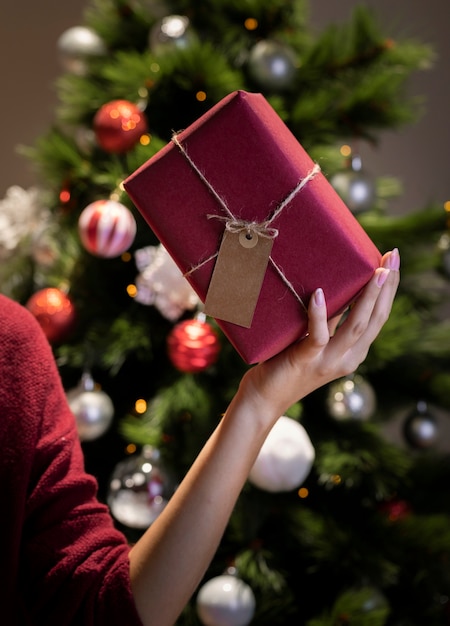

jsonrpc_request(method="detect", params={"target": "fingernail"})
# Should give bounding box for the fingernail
[376,268,390,287]
[314,287,325,306]
[387,248,400,270]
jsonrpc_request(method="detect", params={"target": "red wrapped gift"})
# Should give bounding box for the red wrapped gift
[124,90,381,364]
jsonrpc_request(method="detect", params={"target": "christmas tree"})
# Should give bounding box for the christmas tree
[2,0,450,624]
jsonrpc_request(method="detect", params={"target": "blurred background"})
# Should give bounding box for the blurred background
[1,0,448,213]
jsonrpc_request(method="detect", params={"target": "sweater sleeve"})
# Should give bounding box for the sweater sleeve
[1,297,144,626]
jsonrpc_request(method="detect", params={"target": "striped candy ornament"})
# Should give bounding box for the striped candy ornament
[78,199,137,258]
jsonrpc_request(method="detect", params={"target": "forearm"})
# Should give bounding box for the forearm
[128,389,277,626]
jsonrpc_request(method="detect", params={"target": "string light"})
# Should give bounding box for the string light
[135,398,147,414]
[298,487,309,499]
[127,283,138,297]
[196,91,207,102]
[59,189,71,204]
[126,443,137,454]
[340,144,352,157]
[244,18,258,31]
[140,134,151,146]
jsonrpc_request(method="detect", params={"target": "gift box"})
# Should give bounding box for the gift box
[124,90,381,364]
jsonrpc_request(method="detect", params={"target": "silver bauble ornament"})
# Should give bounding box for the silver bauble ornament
[196,569,256,626]
[57,26,107,75]
[248,40,298,91]
[107,445,176,529]
[326,374,376,421]
[67,372,114,441]
[149,15,195,54]
[330,155,375,213]
[403,400,438,449]
[330,170,376,213]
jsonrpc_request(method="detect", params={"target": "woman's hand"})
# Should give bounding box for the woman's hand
[237,248,400,423]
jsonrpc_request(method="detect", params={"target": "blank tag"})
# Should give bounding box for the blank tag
[204,229,273,327]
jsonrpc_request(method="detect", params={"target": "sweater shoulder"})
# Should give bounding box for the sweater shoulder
[0,294,52,358]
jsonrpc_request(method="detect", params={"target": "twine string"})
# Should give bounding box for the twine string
[171,132,321,308]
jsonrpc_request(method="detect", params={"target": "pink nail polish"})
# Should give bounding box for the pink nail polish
[376,268,390,287]
[314,288,325,306]
[388,248,400,270]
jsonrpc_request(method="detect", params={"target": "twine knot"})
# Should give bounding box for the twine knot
[208,215,279,239]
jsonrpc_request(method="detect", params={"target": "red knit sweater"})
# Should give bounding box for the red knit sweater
[0,295,143,626]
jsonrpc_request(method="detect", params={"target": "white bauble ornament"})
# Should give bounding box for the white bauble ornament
[326,374,376,421]
[248,415,315,492]
[67,373,114,441]
[107,445,176,529]
[57,26,107,75]
[196,571,256,626]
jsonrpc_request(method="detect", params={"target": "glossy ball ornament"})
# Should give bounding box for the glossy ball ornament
[78,199,137,258]
[196,570,256,626]
[26,287,76,343]
[167,317,220,373]
[379,498,412,522]
[93,99,148,153]
[149,14,195,54]
[249,416,315,492]
[403,400,438,449]
[330,156,376,214]
[57,26,107,75]
[326,374,376,421]
[248,40,298,91]
[107,446,176,529]
[67,373,114,441]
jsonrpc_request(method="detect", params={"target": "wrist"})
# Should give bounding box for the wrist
[229,368,284,434]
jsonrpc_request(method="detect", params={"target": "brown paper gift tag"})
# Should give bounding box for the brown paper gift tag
[204,229,273,328]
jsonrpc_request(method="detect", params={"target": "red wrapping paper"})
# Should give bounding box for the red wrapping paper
[124,90,381,363]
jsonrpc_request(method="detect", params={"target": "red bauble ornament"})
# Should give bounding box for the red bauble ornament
[379,498,412,522]
[167,318,220,373]
[26,288,77,343]
[78,199,137,258]
[93,99,148,153]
